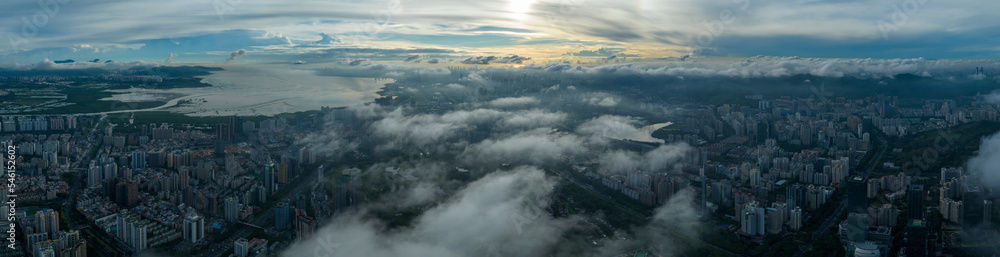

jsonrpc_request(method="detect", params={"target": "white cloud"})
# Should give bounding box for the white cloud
[281,166,569,257]
[462,129,585,165]
[967,132,1000,187]
[489,97,540,108]
[530,57,997,79]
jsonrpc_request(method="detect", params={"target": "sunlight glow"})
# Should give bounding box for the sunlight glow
[507,0,538,22]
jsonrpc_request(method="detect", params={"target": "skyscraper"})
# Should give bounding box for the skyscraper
[264,162,275,198]
[183,212,204,243]
[962,185,985,231]
[116,211,148,252]
[789,207,803,231]
[908,184,924,220]
[234,238,249,257]
[847,176,868,214]
[275,200,290,230]
[296,209,315,239]
[130,151,146,170]
[766,207,784,235]
[740,201,765,236]
[34,209,59,239]
[786,184,804,210]
[225,197,240,222]
[277,162,289,184]
[906,219,928,257]
[845,213,867,243]
[332,175,360,214]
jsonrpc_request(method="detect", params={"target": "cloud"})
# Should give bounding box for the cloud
[2,0,1000,62]
[526,57,997,79]
[461,129,585,166]
[444,83,465,89]
[296,124,358,160]
[461,55,531,65]
[498,110,567,130]
[314,33,343,45]
[418,67,452,76]
[11,58,151,70]
[584,93,619,107]
[281,166,569,257]
[598,144,692,174]
[164,53,178,63]
[225,49,248,63]
[983,91,1000,105]
[488,97,540,108]
[349,59,367,66]
[576,115,643,142]
[966,132,1000,187]
[370,108,504,149]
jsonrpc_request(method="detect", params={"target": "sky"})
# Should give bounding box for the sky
[2,0,1000,65]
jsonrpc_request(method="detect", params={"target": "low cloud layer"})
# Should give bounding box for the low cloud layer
[967,132,1000,187]
[599,144,692,174]
[284,165,704,257]
[526,57,998,79]
[281,166,568,257]
[461,129,585,166]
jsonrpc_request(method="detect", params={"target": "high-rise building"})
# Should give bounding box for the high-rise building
[908,185,924,220]
[225,197,240,222]
[115,180,139,207]
[296,209,315,239]
[867,204,899,227]
[986,200,993,227]
[34,209,59,239]
[766,207,784,235]
[847,176,868,214]
[962,185,985,231]
[116,211,149,252]
[740,201,765,236]
[183,212,204,243]
[277,163,289,184]
[332,175,361,214]
[264,162,275,197]
[130,151,146,170]
[87,162,103,187]
[789,207,803,231]
[217,123,233,142]
[845,213,868,243]
[906,219,928,257]
[179,166,190,189]
[275,200,290,230]
[786,184,805,210]
[234,238,249,257]
[60,241,86,257]
[37,243,55,257]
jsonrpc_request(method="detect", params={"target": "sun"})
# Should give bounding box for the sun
[507,0,538,22]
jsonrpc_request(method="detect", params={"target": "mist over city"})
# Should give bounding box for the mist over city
[1,1,1000,257]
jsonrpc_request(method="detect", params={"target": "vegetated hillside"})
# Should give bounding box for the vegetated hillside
[882,121,1000,177]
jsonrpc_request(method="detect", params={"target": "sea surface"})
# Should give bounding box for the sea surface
[100,64,392,116]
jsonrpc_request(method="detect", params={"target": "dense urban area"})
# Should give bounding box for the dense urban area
[0,61,999,257]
